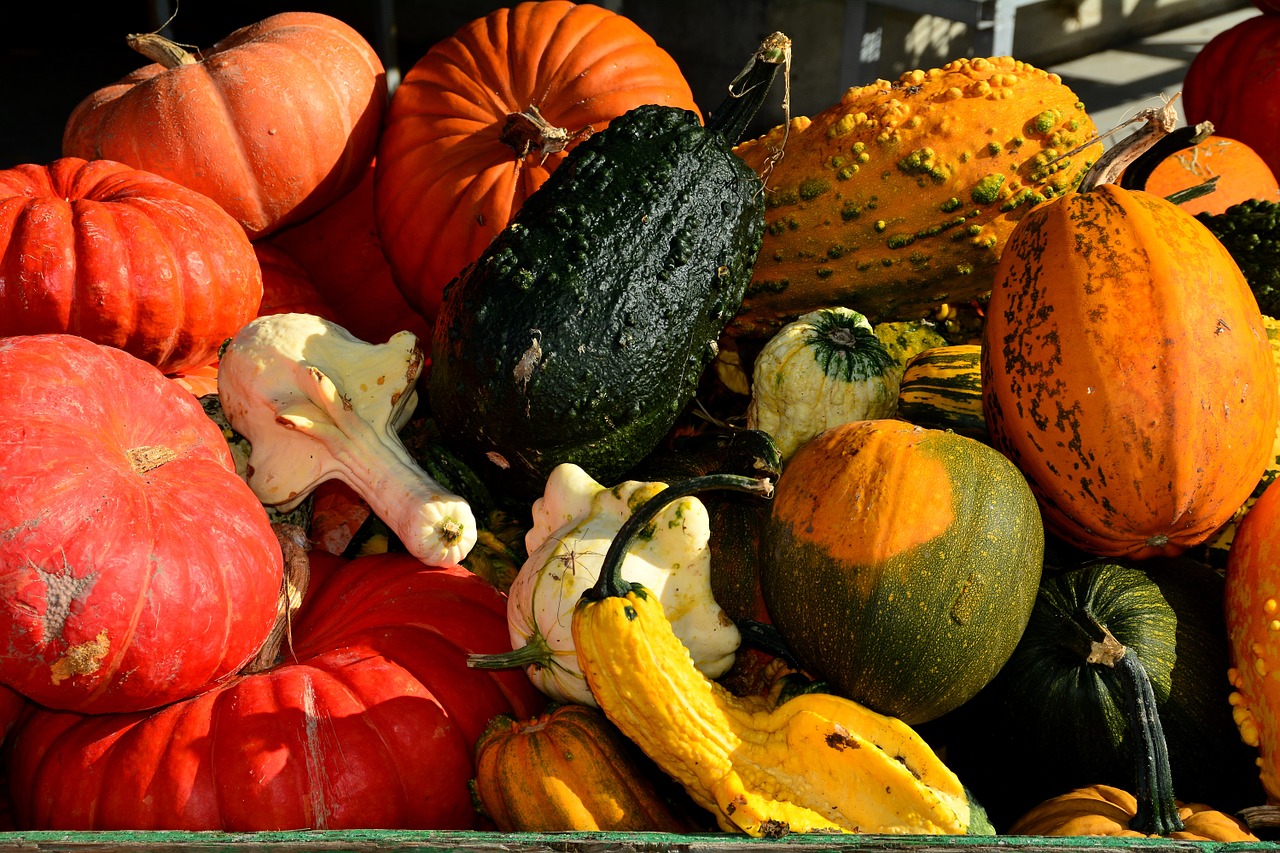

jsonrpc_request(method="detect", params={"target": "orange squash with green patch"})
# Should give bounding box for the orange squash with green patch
[728,57,1100,342]
[759,418,1044,725]
[982,105,1278,560]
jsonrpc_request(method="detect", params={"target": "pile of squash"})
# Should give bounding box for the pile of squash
[3,0,1280,841]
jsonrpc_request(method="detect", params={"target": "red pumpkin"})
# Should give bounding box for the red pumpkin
[374,0,698,321]
[268,160,433,345]
[1183,14,1280,181]
[1141,135,1280,215]
[253,242,339,320]
[0,334,283,714]
[63,12,386,239]
[6,550,545,831]
[0,157,261,375]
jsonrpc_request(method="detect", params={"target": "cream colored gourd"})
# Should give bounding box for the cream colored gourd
[747,307,900,458]
[469,463,740,706]
[217,312,476,567]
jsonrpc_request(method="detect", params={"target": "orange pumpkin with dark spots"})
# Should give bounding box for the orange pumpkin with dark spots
[759,419,1044,725]
[982,106,1277,560]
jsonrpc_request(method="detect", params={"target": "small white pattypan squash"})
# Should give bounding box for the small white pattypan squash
[747,307,901,459]
[472,463,741,706]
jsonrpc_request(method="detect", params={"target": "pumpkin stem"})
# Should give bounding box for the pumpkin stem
[1163,175,1220,207]
[126,31,199,67]
[1115,649,1186,836]
[465,631,556,671]
[1078,100,1180,191]
[706,32,791,148]
[583,474,775,601]
[1117,121,1216,196]
[241,523,311,674]
[499,105,592,164]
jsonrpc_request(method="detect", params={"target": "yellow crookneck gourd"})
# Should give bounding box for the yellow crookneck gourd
[571,474,987,838]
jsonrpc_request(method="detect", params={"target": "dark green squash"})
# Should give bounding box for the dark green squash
[934,556,1264,831]
[429,36,788,500]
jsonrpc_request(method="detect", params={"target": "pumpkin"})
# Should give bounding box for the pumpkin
[759,418,1044,725]
[939,558,1263,830]
[981,104,1278,559]
[63,12,386,239]
[267,159,434,346]
[6,550,545,831]
[0,157,261,375]
[0,334,283,714]
[375,0,698,321]
[1225,475,1280,803]
[1005,620,1257,841]
[1183,14,1280,183]
[727,56,1100,342]
[1133,134,1280,215]
[472,703,696,832]
[252,242,338,320]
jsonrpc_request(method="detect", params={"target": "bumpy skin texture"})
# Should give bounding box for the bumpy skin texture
[429,104,764,499]
[573,588,977,836]
[0,334,283,714]
[1183,15,1280,183]
[63,12,386,239]
[982,185,1278,559]
[730,56,1099,341]
[0,157,262,375]
[376,0,697,322]
[7,551,545,832]
[760,419,1043,725]
[1226,477,1280,804]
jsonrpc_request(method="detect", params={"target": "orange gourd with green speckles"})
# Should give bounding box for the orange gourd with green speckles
[1226,475,1280,802]
[728,57,1100,341]
[982,105,1278,560]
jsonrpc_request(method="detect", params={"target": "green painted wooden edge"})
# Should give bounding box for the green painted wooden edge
[0,831,1276,853]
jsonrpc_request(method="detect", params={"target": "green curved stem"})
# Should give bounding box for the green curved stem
[1119,649,1185,836]
[466,631,554,671]
[582,474,774,602]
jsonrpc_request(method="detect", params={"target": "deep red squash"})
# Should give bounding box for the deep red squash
[252,242,339,320]
[1183,13,1280,181]
[0,334,283,714]
[267,159,433,345]
[374,0,698,321]
[5,550,545,831]
[0,157,262,375]
[62,12,386,239]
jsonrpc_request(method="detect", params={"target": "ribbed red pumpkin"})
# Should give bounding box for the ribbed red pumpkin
[0,157,261,374]
[268,160,433,345]
[982,113,1278,559]
[0,334,283,714]
[253,242,339,320]
[62,12,385,239]
[1183,14,1280,181]
[6,550,545,831]
[374,0,698,321]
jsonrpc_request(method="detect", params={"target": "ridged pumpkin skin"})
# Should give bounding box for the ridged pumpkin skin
[982,184,1278,559]
[728,57,1099,340]
[1007,784,1257,841]
[6,551,546,831]
[760,419,1044,725]
[0,157,262,375]
[0,334,283,714]
[63,12,386,239]
[473,704,692,832]
[1182,14,1280,183]
[1225,476,1280,802]
[375,0,697,321]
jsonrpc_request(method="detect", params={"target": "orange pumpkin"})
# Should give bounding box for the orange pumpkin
[1008,784,1257,841]
[1139,135,1280,215]
[982,105,1278,559]
[1226,476,1280,802]
[63,12,386,239]
[374,0,698,322]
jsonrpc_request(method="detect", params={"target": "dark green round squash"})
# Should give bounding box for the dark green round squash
[934,556,1265,830]
[759,419,1044,725]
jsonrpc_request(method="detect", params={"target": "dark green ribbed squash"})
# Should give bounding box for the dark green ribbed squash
[759,419,1044,725]
[937,557,1264,830]
[429,36,789,499]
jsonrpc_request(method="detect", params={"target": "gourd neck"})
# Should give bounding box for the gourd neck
[1079,101,1180,192]
[704,32,791,146]
[1067,607,1185,836]
[583,473,775,601]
